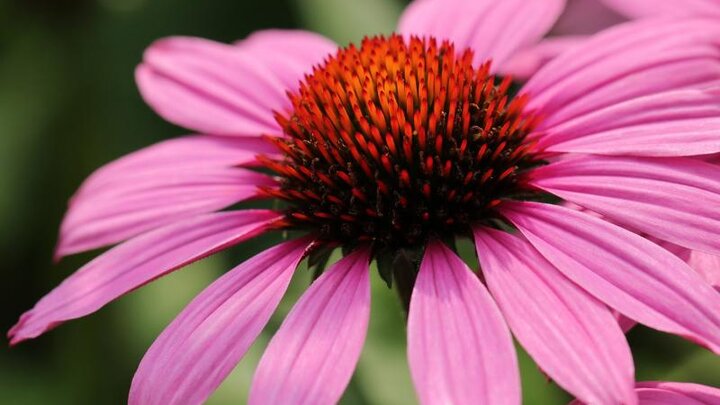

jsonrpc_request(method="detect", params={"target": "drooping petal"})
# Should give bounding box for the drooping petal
[136,32,333,136]
[249,247,371,405]
[601,0,720,18]
[129,237,313,405]
[408,240,520,405]
[501,201,720,353]
[531,155,720,255]
[523,19,720,156]
[56,135,278,258]
[397,0,565,69]
[474,227,636,405]
[8,210,280,344]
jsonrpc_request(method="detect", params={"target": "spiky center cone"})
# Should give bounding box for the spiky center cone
[260,34,543,253]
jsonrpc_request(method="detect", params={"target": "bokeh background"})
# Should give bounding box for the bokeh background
[1,0,718,403]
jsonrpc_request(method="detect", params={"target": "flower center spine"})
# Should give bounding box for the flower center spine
[259,35,543,249]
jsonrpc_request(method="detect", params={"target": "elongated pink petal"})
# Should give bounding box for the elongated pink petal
[136,32,333,136]
[502,201,720,353]
[56,135,278,257]
[59,168,274,258]
[474,227,636,405]
[635,381,720,403]
[601,0,720,18]
[129,238,313,405]
[235,29,336,92]
[397,0,565,69]
[633,389,706,404]
[76,135,276,195]
[408,240,519,405]
[8,210,280,344]
[523,19,720,156]
[535,87,720,156]
[249,247,371,405]
[531,155,720,255]
[569,381,720,405]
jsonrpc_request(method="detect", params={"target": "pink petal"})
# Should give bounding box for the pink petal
[688,250,720,291]
[235,29,336,92]
[601,0,720,18]
[534,87,720,157]
[397,0,565,69]
[408,240,520,405]
[502,201,720,353]
[550,0,627,36]
[653,241,720,291]
[523,19,720,155]
[129,238,313,405]
[615,312,637,334]
[531,155,720,255]
[136,32,333,136]
[635,381,720,403]
[57,135,278,258]
[474,227,636,405]
[249,247,371,405]
[502,36,587,81]
[8,210,279,345]
[569,381,720,404]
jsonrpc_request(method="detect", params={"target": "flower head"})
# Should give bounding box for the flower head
[262,35,542,248]
[9,0,720,404]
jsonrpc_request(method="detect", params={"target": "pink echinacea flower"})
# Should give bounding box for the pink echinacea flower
[9,0,720,404]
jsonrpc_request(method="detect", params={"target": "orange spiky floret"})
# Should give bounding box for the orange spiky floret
[259,34,543,247]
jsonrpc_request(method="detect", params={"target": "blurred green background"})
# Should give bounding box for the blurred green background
[1,0,718,404]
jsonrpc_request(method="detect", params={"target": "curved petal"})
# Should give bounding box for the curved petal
[568,381,720,405]
[530,155,720,255]
[397,0,565,70]
[635,381,720,403]
[249,247,371,405]
[129,237,313,405]
[8,210,280,345]
[56,135,278,258]
[523,18,720,156]
[408,240,520,405]
[474,227,636,405]
[601,0,720,18]
[136,32,334,136]
[501,201,720,354]
[235,29,336,92]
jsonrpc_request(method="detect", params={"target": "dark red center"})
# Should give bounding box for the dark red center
[260,34,543,249]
